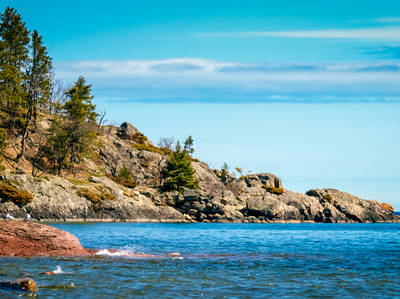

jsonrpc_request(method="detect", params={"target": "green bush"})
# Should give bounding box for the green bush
[0,183,33,206]
[118,166,132,181]
[322,194,333,202]
[262,185,284,195]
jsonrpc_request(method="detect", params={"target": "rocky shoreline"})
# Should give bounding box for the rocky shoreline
[0,123,397,224]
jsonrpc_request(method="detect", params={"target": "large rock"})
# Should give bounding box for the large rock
[306,189,394,222]
[116,122,139,140]
[245,173,282,189]
[0,220,90,257]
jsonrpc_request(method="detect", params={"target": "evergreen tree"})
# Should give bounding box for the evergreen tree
[0,7,30,129]
[16,30,52,161]
[37,76,97,175]
[161,141,199,192]
[183,135,194,154]
[63,76,97,165]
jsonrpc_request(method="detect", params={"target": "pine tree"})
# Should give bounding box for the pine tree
[161,141,199,192]
[16,30,52,161]
[0,7,30,130]
[63,76,97,165]
[183,135,194,154]
[37,76,97,175]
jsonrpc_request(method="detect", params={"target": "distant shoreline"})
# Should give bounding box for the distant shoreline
[4,219,398,224]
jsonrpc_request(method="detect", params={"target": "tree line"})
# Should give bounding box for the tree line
[0,7,198,192]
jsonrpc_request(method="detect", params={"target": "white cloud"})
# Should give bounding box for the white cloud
[55,58,400,103]
[199,26,400,40]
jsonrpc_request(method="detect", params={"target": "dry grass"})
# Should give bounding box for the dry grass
[262,185,284,195]
[77,187,115,203]
[0,183,33,206]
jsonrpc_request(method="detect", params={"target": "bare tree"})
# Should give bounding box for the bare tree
[158,137,174,150]
[48,80,68,115]
[97,111,107,133]
[156,137,175,185]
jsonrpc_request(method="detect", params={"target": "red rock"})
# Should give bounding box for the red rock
[0,220,90,257]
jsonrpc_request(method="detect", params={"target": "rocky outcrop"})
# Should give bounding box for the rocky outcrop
[0,220,90,256]
[306,189,394,223]
[0,172,185,222]
[116,122,139,140]
[0,122,396,223]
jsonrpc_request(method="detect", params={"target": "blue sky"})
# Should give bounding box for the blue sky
[2,0,400,208]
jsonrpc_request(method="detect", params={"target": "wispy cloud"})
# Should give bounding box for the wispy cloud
[199,26,400,40]
[373,17,400,24]
[55,58,400,103]
[363,46,400,59]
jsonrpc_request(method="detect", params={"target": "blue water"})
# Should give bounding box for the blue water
[1,223,399,298]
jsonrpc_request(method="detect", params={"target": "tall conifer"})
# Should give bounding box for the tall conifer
[16,30,52,161]
[0,7,30,129]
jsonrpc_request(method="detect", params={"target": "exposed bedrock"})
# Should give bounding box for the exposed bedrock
[0,122,396,223]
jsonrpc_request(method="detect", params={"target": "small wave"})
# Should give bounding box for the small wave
[95,247,151,258]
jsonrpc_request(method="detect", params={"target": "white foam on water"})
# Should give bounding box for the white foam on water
[53,265,64,274]
[95,246,145,258]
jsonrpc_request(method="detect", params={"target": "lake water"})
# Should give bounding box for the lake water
[1,223,399,298]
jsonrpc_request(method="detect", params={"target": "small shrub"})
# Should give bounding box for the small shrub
[0,183,33,206]
[106,173,137,189]
[133,143,160,154]
[118,166,132,181]
[262,185,284,195]
[77,187,115,203]
[322,194,333,202]
[132,132,148,144]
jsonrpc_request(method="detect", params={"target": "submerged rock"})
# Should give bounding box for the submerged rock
[0,220,90,257]
[0,278,38,292]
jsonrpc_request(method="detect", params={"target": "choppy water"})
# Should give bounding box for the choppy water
[0,223,399,298]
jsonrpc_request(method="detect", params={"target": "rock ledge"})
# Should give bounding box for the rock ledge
[0,220,90,257]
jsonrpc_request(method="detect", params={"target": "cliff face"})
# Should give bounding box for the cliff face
[0,122,395,223]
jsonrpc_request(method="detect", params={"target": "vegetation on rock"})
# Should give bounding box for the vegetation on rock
[161,138,199,192]
[35,77,97,175]
[77,187,115,203]
[215,162,230,183]
[112,166,138,188]
[322,194,333,202]
[262,185,284,195]
[0,182,33,206]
